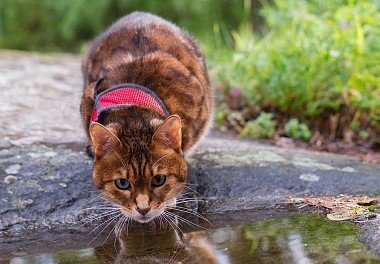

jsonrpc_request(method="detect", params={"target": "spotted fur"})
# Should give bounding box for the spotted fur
[80,12,211,223]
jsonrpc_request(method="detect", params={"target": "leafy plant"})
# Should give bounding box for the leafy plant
[240,112,276,139]
[284,118,311,141]
[211,0,380,144]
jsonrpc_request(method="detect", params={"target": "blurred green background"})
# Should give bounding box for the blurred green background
[0,0,379,148]
[0,0,262,53]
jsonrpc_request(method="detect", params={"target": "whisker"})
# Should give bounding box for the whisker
[125,216,131,235]
[113,216,124,250]
[80,210,120,224]
[81,195,102,206]
[81,206,120,211]
[164,200,202,209]
[174,200,206,205]
[85,192,110,200]
[113,216,121,234]
[80,208,120,218]
[162,212,182,235]
[165,211,204,229]
[124,216,130,234]
[169,206,211,222]
[166,206,213,226]
[76,195,109,214]
[166,212,184,235]
[88,213,122,245]
[177,192,205,199]
[167,242,184,264]
[104,214,129,247]
[88,212,122,235]
[152,153,170,167]
[102,217,120,246]
[166,211,186,235]
[177,252,192,264]
[175,198,212,203]
[119,215,128,235]
[183,185,204,197]
[113,215,129,254]
[176,196,214,201]
[161,213,173,230]
[111,147,128,169]
[159,215,164,229]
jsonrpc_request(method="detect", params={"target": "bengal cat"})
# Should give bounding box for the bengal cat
[80,12,211,224]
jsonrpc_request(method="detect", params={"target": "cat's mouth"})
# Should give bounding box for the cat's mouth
[121,207,165,223]
[135,214,156,223]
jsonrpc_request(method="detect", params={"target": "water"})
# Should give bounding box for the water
[1,214,379,264]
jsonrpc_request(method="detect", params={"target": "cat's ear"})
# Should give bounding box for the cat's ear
[152,115,182,153]
[89,122,122,157]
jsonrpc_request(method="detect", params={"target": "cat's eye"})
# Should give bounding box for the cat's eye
[115,179,131,190]
[151,174,166,187]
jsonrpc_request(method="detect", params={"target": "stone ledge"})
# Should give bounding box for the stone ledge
[1,136,379,232]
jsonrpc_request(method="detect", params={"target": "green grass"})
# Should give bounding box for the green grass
[210,0,380,145]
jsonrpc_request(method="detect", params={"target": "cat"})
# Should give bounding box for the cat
[80,12,211,224]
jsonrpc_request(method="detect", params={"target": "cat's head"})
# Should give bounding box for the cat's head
[89,114,187,223]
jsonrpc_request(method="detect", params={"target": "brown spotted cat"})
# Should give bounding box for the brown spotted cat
[80,12,211,223]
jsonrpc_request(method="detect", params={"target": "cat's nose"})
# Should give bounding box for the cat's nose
[136,206,151,215]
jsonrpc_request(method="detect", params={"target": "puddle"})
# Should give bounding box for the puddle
[1,214,379,263]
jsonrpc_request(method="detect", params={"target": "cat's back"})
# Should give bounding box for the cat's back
[107,12,187,41]
[101,11,191,53]
[84,12,207,85]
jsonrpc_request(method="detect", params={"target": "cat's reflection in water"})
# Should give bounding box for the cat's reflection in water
[103,227,221,264]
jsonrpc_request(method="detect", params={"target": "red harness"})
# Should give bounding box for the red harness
[90,83,169,123]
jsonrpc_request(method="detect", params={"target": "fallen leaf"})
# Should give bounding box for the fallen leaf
[287,195,379,222]
[357,198,377,206]
[327,212,351,221]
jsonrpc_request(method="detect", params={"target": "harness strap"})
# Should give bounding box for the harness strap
[90,83,169,123]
